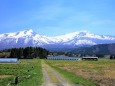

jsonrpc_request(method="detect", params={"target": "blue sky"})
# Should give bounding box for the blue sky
[0,0,115,36]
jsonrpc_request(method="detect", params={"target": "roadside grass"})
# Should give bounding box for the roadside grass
[45,59,115,86]
[0,59,43,86]
[51,65,96,86]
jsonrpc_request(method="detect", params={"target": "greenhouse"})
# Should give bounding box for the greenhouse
[47,56,81,60]
[0,58,19,63]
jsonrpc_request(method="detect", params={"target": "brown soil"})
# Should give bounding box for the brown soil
[97,78,115,86]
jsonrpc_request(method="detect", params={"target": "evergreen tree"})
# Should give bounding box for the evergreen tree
[17,48,23,58]
[8,46,49,59]
[10,48,17,58]
[10,50,15,58]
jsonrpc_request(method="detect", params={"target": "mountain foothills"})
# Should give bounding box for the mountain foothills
[0,29,115,51]
[71,43,115,55]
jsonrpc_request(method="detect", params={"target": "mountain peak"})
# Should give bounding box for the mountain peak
[26,29,33,33]
[79,30,89,33]
[24,29,34,35]
[6,29,36,38]
[78,30,89,35]
[62,30,91,38]
[67,30,90,35]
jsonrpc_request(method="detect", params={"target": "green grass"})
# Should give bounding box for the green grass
[0,59,43,86]
[46,62,96,86]
[0,76,14,86]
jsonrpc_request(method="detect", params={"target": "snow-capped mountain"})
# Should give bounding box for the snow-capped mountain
[0,29,115,50]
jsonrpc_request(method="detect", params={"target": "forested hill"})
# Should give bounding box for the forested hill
[0,47,49,59]
[71,43,115,55]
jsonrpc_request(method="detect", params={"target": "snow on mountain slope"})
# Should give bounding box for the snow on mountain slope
[0,29,115,50]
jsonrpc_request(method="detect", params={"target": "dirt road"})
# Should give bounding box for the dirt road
[41,60,82,86]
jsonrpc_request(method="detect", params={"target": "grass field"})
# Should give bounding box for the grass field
[45,59,115,86]
[0,59,42,86]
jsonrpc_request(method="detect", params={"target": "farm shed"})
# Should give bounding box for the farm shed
[0,58,19,63]
[47,56,81,60]
[82,57,98,61]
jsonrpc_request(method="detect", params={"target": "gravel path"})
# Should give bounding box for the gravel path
[41,60,82,86]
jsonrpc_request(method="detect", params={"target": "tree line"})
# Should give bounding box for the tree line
[9,47,49,59]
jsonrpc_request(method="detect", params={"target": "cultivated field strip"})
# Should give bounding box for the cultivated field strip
[45,59,115,86]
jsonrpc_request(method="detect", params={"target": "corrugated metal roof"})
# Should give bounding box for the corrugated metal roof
[82,57,98,59]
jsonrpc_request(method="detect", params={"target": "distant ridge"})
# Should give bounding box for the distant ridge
[0,29,115,50]
[71,43,115,55]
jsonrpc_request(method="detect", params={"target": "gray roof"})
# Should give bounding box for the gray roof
[82,57,98,59]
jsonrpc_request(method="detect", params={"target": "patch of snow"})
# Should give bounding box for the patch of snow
[75,40,96,45]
